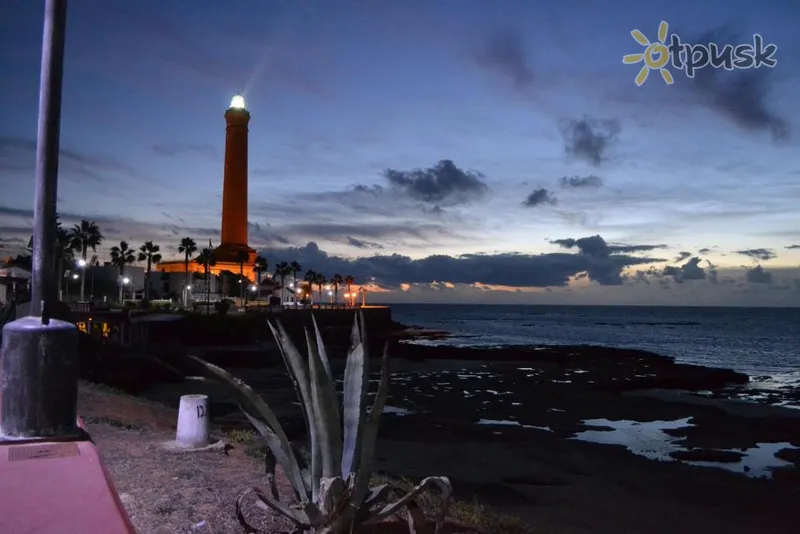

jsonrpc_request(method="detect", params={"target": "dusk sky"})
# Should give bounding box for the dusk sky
[1,0,799,305]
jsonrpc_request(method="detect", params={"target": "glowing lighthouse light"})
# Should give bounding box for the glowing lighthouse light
[230,94,246,109]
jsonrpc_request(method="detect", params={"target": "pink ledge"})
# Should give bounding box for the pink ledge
[0,417,136,534]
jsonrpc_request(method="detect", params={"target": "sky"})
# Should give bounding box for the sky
[1,0,799,306]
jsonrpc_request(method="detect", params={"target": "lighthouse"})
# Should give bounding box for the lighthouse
[214,94,256,265]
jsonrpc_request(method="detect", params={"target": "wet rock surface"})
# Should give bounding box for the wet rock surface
[136,338,800,534]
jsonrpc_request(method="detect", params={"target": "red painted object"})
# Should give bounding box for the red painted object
[0,418,136,534]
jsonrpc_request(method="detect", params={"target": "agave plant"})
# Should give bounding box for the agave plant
[189,312,452,533]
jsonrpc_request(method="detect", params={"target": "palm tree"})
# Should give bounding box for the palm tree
[344,275,355,308]
[314,272,327,308]
[273,261,291,305]
[330,273,343,308]
[195,248,217,304]
[178,237,197,300]
[54,217,77,301]
[137,241,162,302]
[252,255,268,301]
[303,269,316,307]
[289,261,302,294]
[109,241,136,302]
[69,220,103,301]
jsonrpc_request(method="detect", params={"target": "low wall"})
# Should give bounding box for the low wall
[278,306,393,328]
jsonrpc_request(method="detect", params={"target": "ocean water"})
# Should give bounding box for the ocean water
[389,304,800,385]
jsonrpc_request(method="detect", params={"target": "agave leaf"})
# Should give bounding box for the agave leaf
[352,342,391,509]
[189,355,308,500]
[311,314,333,382]
[362,476,453,530]
[340,315,369,477]
[267,320,319,499]
[251,487,312,527]
[306,327,342,479]
[405,500,427,534]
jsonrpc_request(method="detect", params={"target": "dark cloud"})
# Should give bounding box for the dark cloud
[745,265,773,284]
[522,188,557,207]
[258,237,665,289]
[681,27,789,141]
[383,160,489,205]
[559,175,603,188]
[662,257,707,283]
[559,117,620,166]
[551,236,666,256]
[736,248,776,261]
[0,136,136,183]
[786,245,800,250]
[674,251,692,262]
[352,184,384,196]
[698,247,712,254]
[705,260,719,284]
[472,28,534,91]
[347,237,384,250]
[152,143,217,158]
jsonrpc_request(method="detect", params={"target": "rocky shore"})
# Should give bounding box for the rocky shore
[80,314,800,533]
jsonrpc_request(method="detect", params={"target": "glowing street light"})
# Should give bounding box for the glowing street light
[77,258,86,267]
[122,277,130,285]
[71,273,78,280]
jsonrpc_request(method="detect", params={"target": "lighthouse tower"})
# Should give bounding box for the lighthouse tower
[214,95,256,265]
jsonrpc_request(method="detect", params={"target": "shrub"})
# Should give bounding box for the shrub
[190,312,452,533]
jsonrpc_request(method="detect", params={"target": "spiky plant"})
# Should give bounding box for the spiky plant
[189,312,452,533]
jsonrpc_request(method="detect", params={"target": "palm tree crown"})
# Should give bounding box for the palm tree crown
[138,241,162,301]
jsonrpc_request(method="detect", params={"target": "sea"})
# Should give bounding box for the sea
[389,304,800,390]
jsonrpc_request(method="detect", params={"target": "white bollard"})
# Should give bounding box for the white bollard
[176,394,209,448]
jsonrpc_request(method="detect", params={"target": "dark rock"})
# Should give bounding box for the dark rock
[775,447,800,464]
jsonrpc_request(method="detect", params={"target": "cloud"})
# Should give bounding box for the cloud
[472,28,534,91]
[559,175,603,188]
[662,257,708,283]
[347,237,384,250]
[698,247,712,254]
[0,136,136,183]
[681,27,789,141]
[551,235,666,256]
[559,117,620,166]
[674,251,692,262]
[522,188,557,207]
[735,248,776,261]
[152,143,217,158]
[383,160,490,205]
[257,237,666,289]
[745,265,773,284]
[786,245,800,250]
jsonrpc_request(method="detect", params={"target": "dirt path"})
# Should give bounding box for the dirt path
[79,382,293,534]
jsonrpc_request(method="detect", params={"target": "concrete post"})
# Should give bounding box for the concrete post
[0,317,79,438]
[176,394,209,448]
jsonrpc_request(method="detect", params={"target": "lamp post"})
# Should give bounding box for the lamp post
[121,276,129,302]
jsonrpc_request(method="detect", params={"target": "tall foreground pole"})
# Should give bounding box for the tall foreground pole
[0,0,79,439]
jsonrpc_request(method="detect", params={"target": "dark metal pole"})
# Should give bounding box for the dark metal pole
[0,0,78,439]
[30,0,68,322]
